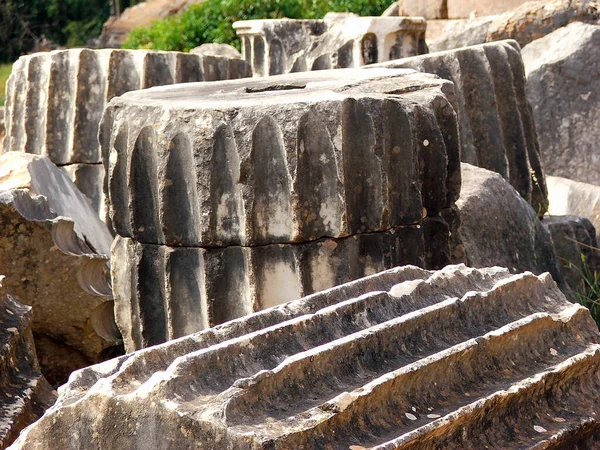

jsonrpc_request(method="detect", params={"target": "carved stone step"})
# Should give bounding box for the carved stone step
[372,40,548,216]
[13,265,599,449]
[233,13,428,77]
[101,68,460,248]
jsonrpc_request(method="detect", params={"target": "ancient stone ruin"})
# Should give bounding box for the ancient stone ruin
[233,13,428,76]
[2,48,251,221]
[2,1,600,448]
[373,40,548,215]
[102,67,464,351]
[0,278,55,449]
[0,152,118,384]
[11,265,600,449]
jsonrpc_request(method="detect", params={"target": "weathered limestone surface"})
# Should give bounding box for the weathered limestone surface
[0,279,56,449]
[427,0,600,53]
[2,48,250,220]
[11,264,600,449]
[372,40,548,215]
[3,48,249,165]
[113,226,428,351]
[547,175,600,241]
[543,215,600,294]
[457,163,563,286]
[383,0,531,19]
[103,67,464,350]
[102,68,461,248]
[523,22,600,185]
[233,13,427,77]
[0,153,118,385]
[60,164,105,226]
[447,0,534,19]
[190,43,242,58]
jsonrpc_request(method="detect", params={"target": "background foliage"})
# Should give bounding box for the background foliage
[123,0,395,52]
[0,0,142,64]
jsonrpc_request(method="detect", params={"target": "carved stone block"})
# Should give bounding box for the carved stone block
[233,13,427,77]
[102,68,460,247]
[373,40,549,216]
[2,48,251,219]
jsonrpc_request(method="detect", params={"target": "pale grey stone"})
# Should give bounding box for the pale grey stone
[456,163,563,287]
[523,22,600,185]
[233,14,427,77]
[11,265,600,449]
[372,40,548,216]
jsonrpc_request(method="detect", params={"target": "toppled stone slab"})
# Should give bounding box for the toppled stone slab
[102,68,461,247]
[543,215,600,295]
[11,264,600,449]
[523,22,600,185]
[233,13,427,77]
[372,40,548,215]
[547,175,600,242]
[0,153,118,385]
[0,278,56,449]
[2,48,250,220]
[457,163,563,286]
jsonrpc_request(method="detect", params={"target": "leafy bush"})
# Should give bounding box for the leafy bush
[123,0,395,52]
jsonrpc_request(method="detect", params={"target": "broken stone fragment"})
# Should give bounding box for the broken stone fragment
[522,22,600,185]
[233,14,427,77]
[457,163,564,289]
[10,264,600,449]
[546,175,600,242]
[372,39,548,216]
[102,68,460,248]
[543,215,600,295]
[2,48,251,221]
[0,278,56,449]
[0,153,118,385]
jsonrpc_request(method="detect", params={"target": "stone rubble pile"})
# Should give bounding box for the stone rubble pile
[10,265,600,449]
[233,13,428,76]
[101,68,465,351]
[2,48,251,221]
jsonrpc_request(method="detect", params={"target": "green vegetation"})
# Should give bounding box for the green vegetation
[123,0,396,52]
[0,0,143,63]
[575,252,600,329]
[0,63,13,106]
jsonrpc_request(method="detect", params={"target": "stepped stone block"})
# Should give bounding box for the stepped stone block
[2,49,250,220]
[0,153,118,385]
[233,13,427,77]
[0,279,56,449]
[102,68,461,248]
[10,264,600,449]
[372,40,548,216]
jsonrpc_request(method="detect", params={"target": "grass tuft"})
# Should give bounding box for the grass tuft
[0,63,13,107]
